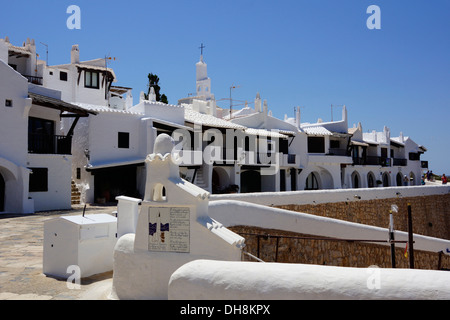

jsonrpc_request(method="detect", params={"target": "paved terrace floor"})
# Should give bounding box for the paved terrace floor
[0,204,116,300]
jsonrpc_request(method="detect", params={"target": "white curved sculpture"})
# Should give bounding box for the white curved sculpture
[169,259,450,300]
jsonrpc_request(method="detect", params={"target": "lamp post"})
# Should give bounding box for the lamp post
[389,204,398,268]
[229,84,240,119]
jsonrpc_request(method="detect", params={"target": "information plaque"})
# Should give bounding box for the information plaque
[148,207,190,253]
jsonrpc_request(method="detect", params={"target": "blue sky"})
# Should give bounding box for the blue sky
[1,0,449,175]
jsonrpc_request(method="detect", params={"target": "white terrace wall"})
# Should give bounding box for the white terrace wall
[169,260,450,300]
[210,185,450,207]
[209,185,450,269]
[211,185,450,240]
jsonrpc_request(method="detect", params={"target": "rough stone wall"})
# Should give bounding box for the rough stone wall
[230,226,450,270]
[276,194,450,240]
[229,194,450,270]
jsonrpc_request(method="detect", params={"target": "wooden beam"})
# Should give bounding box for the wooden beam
[77,68,82,85]
[60,113,89,118]
[66,116,80,137]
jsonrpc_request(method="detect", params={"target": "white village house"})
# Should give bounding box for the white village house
[0,37,96,213]
[0,37,429,213]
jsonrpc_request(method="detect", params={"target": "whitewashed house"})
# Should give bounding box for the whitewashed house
[70,96,190,204]
[391,134,427,185]
[0,37,95,213]
[0,57,33,213]
[298,106,353,190]
[227,99,306,193]
[342,122,426,189]
[43,44,133,109]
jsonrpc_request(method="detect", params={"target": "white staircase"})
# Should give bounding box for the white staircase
[194,168,207,189]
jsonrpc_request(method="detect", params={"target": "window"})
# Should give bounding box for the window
[29,168,48,192]
[279,139,289,154]
[307,137,325,153]
[28,117,54,135]
[85,71,99,89]
[76,168,81,180]
[330,140,340,149]
[118,132,130,149]
[60,71,68,81]
[409,152,420,161]
[5,99,12,107]
[28,117,56,154]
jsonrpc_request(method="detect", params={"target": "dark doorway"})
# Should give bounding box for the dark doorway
[290,168,297,191]
[241,170,261,193]
[305,172,319,190]
[280,169,286,192]
[93,165,140,203]
[353,173,359,188]
[0,173,5,212]
[383,172,390,187]
[396,173,403,186]
[368,173,375,188]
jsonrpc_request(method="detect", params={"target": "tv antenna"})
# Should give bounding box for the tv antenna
[40,42,48,66]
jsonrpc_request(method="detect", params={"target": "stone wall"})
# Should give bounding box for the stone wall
[230,226,450,270]
[276,194,450,240]
[228,193,450,270]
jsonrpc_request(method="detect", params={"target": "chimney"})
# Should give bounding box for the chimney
[71,44,80,64]
[295,106,301,129]
[254,92,261,112]
[263,100,268,115]
[149,87,156,102]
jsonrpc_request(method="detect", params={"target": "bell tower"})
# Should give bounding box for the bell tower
[195,43,212,101]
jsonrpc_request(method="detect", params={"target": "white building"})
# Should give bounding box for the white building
[68,97,190,204]
[0,37,96,213]
[344,123,426,189]
[2,37,428,211]
[69,49,428,205]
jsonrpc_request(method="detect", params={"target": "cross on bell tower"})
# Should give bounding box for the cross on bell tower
[196,43,212,101]
[199,43,205,57]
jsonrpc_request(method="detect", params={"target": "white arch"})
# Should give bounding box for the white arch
[367,171,376,188]
[212,167,230,193]
[0,157,20,181]
[409,171,416,186]
[0,157,32,213]
[305,171,321,190]
[382,172,391,187]
[351,171,361,188]
[152,183,167,202]
[318,167,334,189]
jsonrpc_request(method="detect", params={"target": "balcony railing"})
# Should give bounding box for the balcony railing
[28,133,72,155]
[392,158,407,166]
[287,154,296,164]
[353,156,392,167]
[24,75,43,86]
[327,148,349,156]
